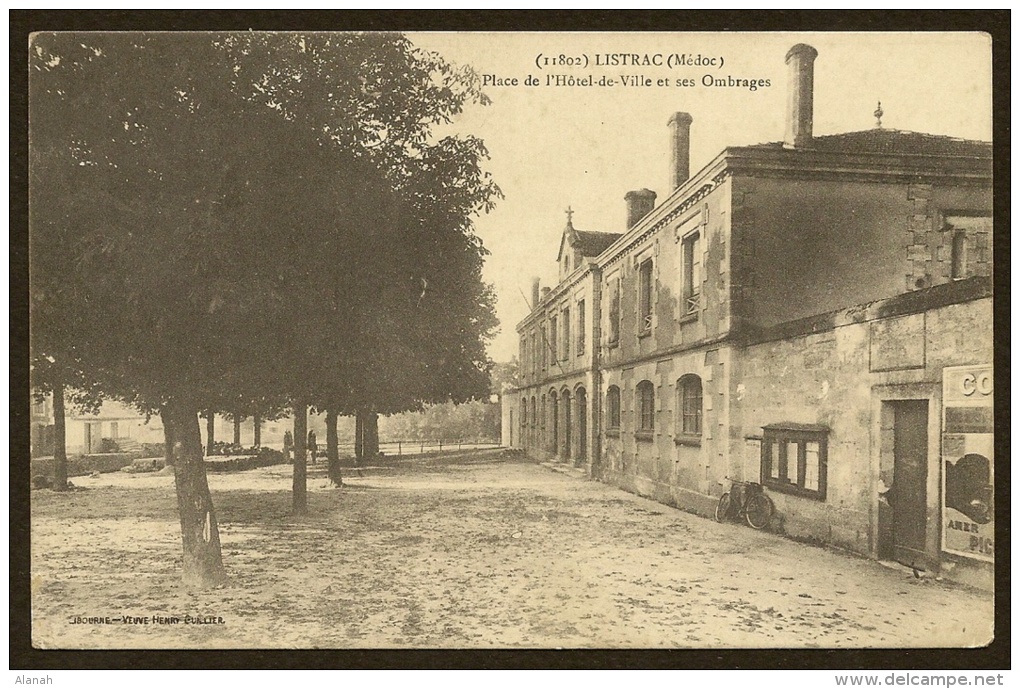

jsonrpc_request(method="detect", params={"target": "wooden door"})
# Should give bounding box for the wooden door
[892,401,929,565]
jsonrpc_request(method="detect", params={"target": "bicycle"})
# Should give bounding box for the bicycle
[715,477,774,530]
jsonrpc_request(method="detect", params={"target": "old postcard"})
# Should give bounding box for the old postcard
[26,28,997,656]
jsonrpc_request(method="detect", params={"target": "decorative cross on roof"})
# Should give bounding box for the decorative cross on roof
[565,206,574,226]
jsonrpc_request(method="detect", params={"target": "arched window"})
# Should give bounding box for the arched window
[541,394,547,430]
[521,396,528,427]
[637,380,655,431]
[606,386,621,430]
[677,374,703,436]
[530,396,537,428]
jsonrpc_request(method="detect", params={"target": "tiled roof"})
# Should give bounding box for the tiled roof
[748,129,992,157]
[573,229,623,257]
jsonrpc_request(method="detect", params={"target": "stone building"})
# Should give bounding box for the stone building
[30,394,167,458]
[507,44,993,588]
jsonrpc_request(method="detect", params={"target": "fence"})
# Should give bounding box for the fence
[329,439,500,458]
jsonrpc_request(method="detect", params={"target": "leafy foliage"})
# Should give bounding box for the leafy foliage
[30,32,500,417]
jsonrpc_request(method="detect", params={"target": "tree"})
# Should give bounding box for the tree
[29,144,105,489]
[30,360,103,490]
[31,33,253,586]
[220,33,501,487]
[30,33,388,582]
[325,409,342,487]
[204,411,216,456]
[30,31,500,584]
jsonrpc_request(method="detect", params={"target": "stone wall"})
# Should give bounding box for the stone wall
[734,294,992,565]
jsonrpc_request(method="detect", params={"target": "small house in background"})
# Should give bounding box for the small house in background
[505,43,993,589]
[65,400,165,456]
[31,393,163,457]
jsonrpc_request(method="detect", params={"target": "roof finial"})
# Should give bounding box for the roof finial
[565,205,574,227]
[874,100,884,129]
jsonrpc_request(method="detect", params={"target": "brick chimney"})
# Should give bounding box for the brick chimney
[531,278,541,309]
[784,43,818,149]
[668,112,694,190]
[625,189,657,229]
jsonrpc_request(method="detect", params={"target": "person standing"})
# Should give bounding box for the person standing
[283,430,293,462]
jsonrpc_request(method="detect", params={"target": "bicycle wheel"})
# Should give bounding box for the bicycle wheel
[745,494,774,530]
[715,492,732,523]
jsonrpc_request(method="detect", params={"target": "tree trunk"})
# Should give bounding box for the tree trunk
[164,410,176,466]
[326,409,342,487]
[354,411,364,463]
[366,412,379,457]
[233,414,241,446]
[293,402,308,514]
[205,412,215,456]
[253,413,261,448]
[165,398,227,589]
[52,382,68,491]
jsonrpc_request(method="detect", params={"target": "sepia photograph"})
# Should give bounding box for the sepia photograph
[23,24,999,659]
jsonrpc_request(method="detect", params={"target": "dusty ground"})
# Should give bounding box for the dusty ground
[30,451,994,649]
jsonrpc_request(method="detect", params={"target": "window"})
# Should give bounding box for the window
[521,397,528,427]
[638,258,653,335]
[637,380,655,437]
[682,231,701,317]
[541,394,547,431]
[530,396,537,428]
[677,374,703,439]
[577,300,586,355]
[549,316,557,366]
[540,323,547,370]
[944,214,991,282]
[760,424,828,500]
[608,277,620,345]
[561,307,570,360]
[531,331,538,376]
[951,230,967,279]
[606,386,621,431]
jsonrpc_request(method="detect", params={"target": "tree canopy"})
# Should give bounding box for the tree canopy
[31,31,500,416]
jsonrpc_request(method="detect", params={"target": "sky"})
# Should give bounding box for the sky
[405,32,993,363]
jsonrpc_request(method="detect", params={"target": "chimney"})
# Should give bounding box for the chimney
[667,112,694,190]
[625,189,657,229]
[784,43,818,149]
[531,278,541,309]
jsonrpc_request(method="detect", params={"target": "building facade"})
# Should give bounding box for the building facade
[507,44,993,588]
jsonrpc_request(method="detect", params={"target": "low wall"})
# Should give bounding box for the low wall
[205,451,287,473]
[31,453,135,478]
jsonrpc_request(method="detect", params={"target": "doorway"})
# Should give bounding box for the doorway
[879,400,929,566]
[576,387,587,466]
[562,390,571,461]
[83,421,102,454]
[550,391,558,454]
